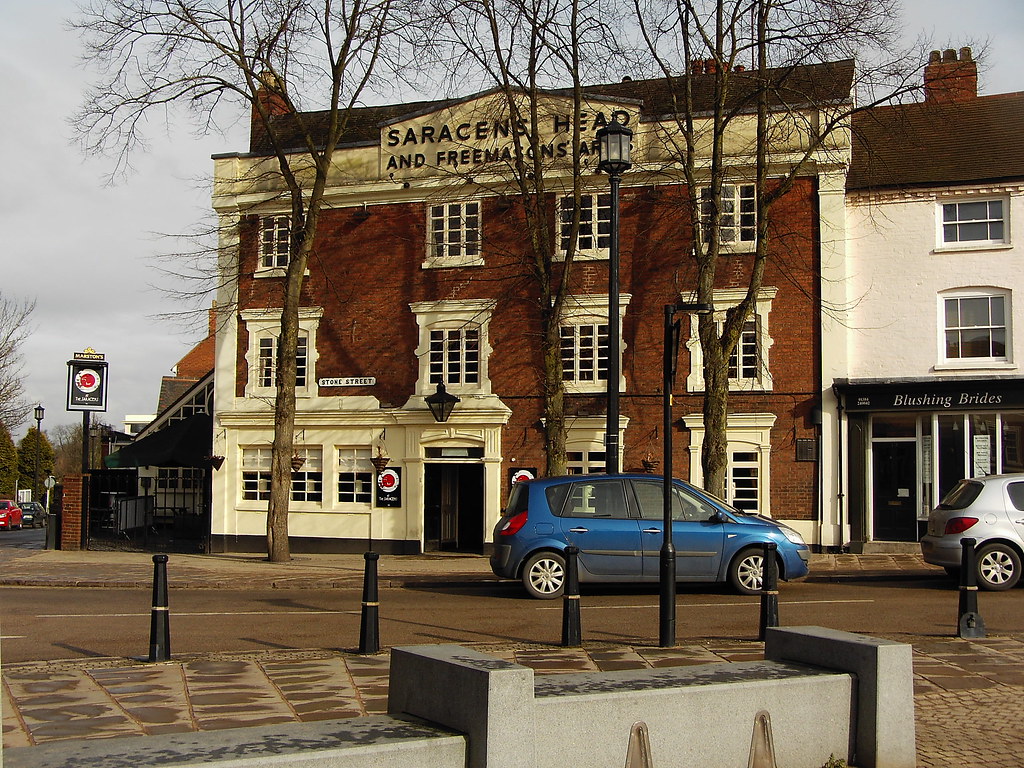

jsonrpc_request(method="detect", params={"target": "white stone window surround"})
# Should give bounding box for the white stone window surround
[935,194,1011,252]
[700,182,758,252]
[685,287,777,392]
[935,287,1014,371]
[241,307,324,399]
[560,293,631,394]
[259,214,291,271]
[411,299,495,396]
[681,412,776,517]
[425,200,484,269]
[557,193,612,261]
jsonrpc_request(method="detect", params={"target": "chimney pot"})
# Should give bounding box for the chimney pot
[924,45,978,104]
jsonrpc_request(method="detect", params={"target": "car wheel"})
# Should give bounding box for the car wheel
[522,551,566,599]
[975,543,1021,591]
[729,547,767,596]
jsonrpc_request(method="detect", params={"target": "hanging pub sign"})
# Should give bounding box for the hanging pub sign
[509,468,537,486]
[375,467,402,508]
[67,348,109,412]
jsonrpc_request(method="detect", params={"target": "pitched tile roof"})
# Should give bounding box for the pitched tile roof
[848,92,1024,191]
[249,60,855,155]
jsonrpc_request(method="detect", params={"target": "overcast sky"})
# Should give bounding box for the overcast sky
[2,1,1022,438]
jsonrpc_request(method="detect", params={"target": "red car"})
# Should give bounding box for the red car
[0,500,23,530]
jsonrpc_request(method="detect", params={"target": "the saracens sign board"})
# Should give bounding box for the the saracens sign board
[375,467,402,508]
[67,348,109,412]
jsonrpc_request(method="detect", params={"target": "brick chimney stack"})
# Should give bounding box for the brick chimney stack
[924,47,978,104]
[250,71,290,149]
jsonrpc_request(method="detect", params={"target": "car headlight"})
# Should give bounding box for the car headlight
[780,527,805,546]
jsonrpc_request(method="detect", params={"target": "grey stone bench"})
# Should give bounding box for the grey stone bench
[3,714,466,768]
[389,626,916,768]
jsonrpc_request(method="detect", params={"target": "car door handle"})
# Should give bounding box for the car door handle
[568,527,589,534]
[642,528,661,534]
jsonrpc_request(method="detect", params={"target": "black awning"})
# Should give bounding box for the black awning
[105,414,213,468]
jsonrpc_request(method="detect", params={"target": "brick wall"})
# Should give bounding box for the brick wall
[61,474,83,551]
[234,176,822,520]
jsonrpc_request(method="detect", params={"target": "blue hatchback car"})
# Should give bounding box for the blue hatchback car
[490,474,810,598]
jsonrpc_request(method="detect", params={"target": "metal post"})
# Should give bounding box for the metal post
[359,551,380,654]
[758,542,779,641]
[957,537,986,638]
[605,172,621,474]
[148,554,171,662]
[561,545,582,647]
[32,407,43,502]
[660,304,678,647]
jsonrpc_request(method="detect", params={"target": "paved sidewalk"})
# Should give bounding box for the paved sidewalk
[2,548,1022,766]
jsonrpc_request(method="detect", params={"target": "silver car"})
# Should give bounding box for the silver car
[921,474,1024,590]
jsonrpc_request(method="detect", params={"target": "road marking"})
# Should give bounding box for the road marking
[0,635,26,640]
[537,599,874,611]
[35,610,360,618]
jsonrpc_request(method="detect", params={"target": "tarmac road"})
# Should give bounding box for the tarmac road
[4,569,1024,662]
[4,548,1024,766]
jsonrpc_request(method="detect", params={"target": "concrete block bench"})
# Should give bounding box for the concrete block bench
[3,714,466,768]
[389,626,916,768]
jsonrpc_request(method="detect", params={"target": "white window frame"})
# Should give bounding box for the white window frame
[936,288,1013,369]
[336,447,374,507]
[937,197,1009,250]
[259,215,291,273]
[563,415,627,475]
[681,413,776,516]
[411,299,495,396]
[558,193,611,261]
[701,183,757,250]
[686,287,776,392]
[559,294,630,394]
[241,308,323,399]
[241,446,273,502]
[290,447,323,505]
[426,201,483,268]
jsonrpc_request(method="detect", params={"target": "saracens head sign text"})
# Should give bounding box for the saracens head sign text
[382,93,637,178]
[67,348,109,412]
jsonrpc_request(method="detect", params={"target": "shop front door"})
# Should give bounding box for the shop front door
[424,464,485,553]
[872,441,918,541]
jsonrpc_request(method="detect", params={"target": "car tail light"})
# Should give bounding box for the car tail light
[498,510,528,536]
[945,517,979,535]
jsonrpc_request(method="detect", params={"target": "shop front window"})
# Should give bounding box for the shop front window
[970,415,998,477]
[1003,415,1024,473]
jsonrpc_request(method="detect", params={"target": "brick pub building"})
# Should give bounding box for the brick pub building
[208,62,853,553]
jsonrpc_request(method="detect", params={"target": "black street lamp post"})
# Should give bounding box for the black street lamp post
[32,404,44,502]
[596,118,633,474]
[661,301,713,647]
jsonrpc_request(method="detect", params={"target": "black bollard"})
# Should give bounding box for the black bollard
[561,546,581,647]
[148,554,171,662]
[758,542,779,641]
[957,537,986,639]
[359,551,380,654]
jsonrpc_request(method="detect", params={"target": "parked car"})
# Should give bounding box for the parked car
[0,500,23,530]
[20,501,44,527]
[921,474,1024,590]
[490,474,810,599]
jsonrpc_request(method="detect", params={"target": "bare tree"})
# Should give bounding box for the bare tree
[631,0,919,497]
[424,0,631,475]
[74,0,416,561]
[0,293,35,432]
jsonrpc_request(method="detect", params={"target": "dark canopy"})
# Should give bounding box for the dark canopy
[104,414,213,469]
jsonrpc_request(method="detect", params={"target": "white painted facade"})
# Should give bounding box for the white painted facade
[822,181,1024,548]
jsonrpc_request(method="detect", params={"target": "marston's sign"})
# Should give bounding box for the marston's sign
[67,348,109,412]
